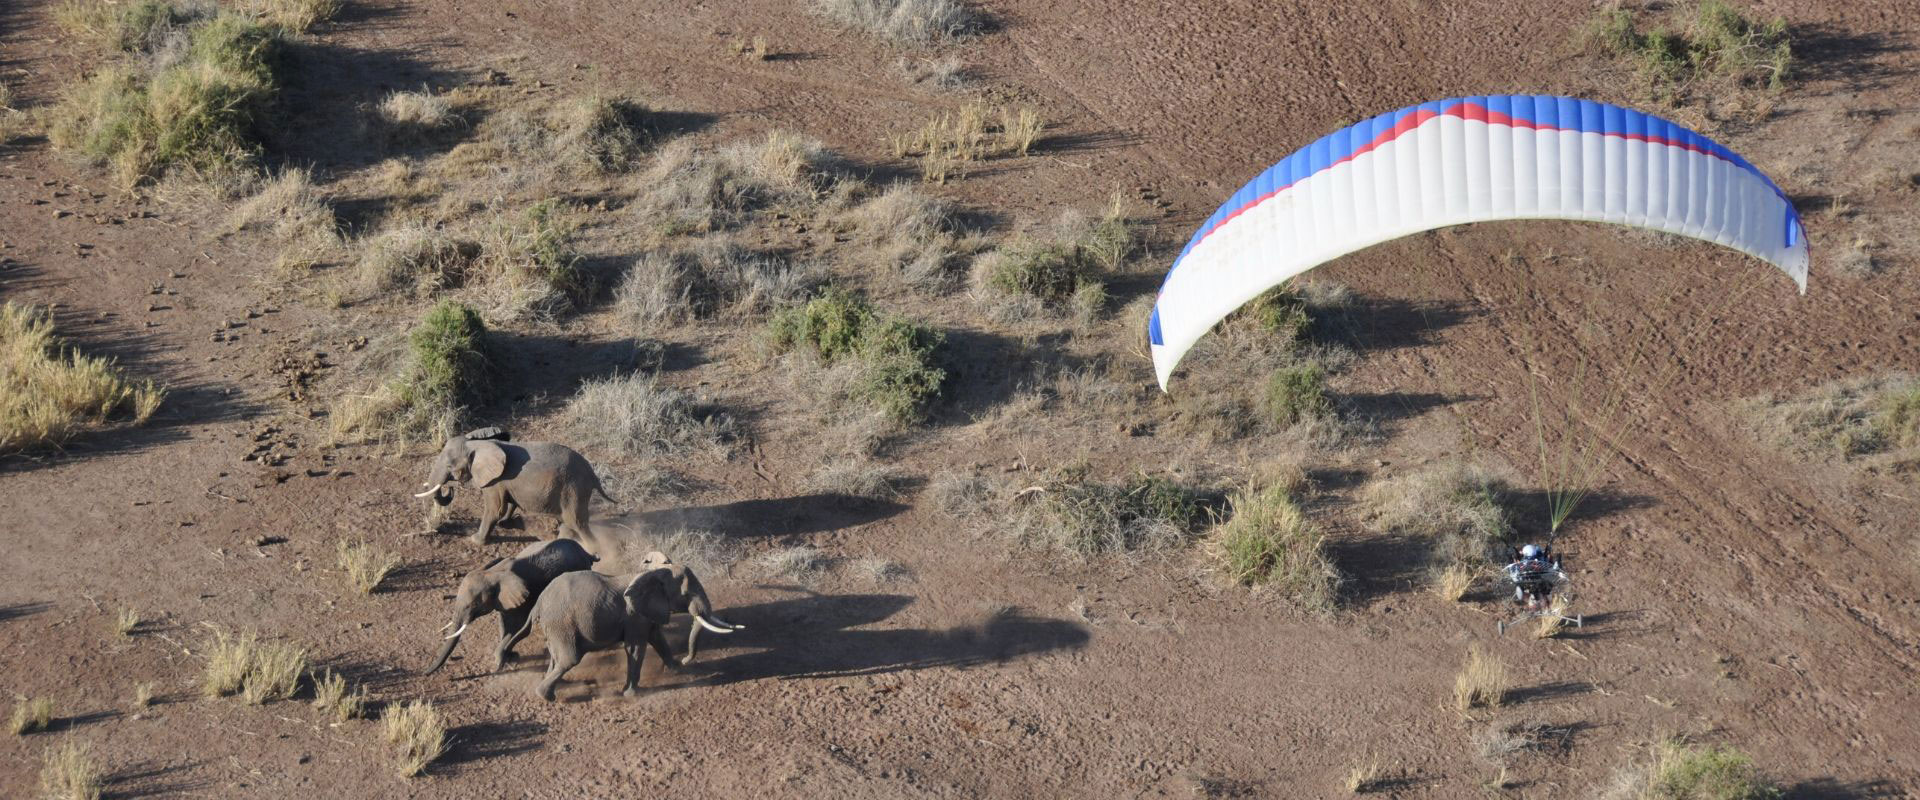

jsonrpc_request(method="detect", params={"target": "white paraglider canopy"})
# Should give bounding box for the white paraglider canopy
[1149,95,1808,390]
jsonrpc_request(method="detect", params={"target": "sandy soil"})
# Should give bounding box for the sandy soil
[2,0,1917,797]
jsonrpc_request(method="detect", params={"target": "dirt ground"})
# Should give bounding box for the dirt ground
[2,0,1918,797]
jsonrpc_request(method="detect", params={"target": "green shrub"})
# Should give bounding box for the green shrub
[1647,740,1781,800]
[409,300,493,407]
[1264,362,1331,427]
[988,243,1098,305]
[769,288,945,423]
[520,199,586,299]
[48,8,283,186]
[1583,1,1792,94]
[1211,481,1339,608]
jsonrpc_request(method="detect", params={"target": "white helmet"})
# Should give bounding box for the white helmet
[1519,544,1541,559]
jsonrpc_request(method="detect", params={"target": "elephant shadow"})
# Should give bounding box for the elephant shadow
[545,591,1090,698]
[685,591,1089,685]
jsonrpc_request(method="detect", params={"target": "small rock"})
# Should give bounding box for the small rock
[53,209,71,219]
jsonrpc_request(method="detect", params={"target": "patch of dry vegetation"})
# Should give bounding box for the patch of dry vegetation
[633,134,847,237]
[1365,460,1512,592]
[561,373,734,459]
[808,460,909,500]
[810,0,981,45]
[229,167,342,272]
[898,54,969,89]
[1344,758,1387,794]
[10,696,54,735]
[131,682,156,708]
[1207,467,1339,610]
[844,184,980,293]
[1010,470,1211,558]
[382,699,449,778]
[889,101,1044,182]
[39,738,103,800]
[753,545,832,586]
[201,628,308,704]
[233,0,339,32]
[615,239,820,332]
[311,670,365,722]
[337,538,402,594]
[976,200,1132,325]
[111,606,141,637]
[1453,645,1509,710]
[1740,374,1920,476]
[1,302,165,454]
[1603,739,1783,800]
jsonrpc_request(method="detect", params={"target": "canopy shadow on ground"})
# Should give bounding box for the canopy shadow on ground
[1783,778,1909,799]
[593,493,909,543]
[439,719,548,771]
[667,592,1089,685]
[109,760,211,799]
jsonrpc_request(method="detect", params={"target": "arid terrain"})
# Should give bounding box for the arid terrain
[2,0,1917,797]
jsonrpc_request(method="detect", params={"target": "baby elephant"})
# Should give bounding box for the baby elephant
[637,551,743,663]
[425,538,597,675]
[523,569,681,701]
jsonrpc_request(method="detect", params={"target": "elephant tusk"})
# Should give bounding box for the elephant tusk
[443,621,469,640]
[414,483,445,498]
[693,615,737,634]
[438,620,456,632]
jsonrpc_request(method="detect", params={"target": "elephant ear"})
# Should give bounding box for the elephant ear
[469,440,508,488]
[622,570,673,625]
[496,570,531,609]
[464,426,511,442]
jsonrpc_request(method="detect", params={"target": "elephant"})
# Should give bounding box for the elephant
[425,538,598,675]
[414,427,616,545]
[520,568,682,701]
[636,551,743,663]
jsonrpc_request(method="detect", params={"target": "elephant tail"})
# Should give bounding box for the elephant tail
[593,478,617,505]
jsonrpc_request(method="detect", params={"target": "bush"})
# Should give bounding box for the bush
[768,288,946,423]
[354,223,480,296]
[48,9,285,187]
[810,0,980,45]
[1210,481,1339,609]
[1364,461,1511,565]
[329,301,492,444]
[550,95,652,173]
[1016,473,1209,557]
[0,302,165,454]
[55,0,179,53]
[1646,740,1782,800]
[985,203,1133,311]
[1584,1,1792,95]
[1264,362,1332,427]
[561,373,733,458]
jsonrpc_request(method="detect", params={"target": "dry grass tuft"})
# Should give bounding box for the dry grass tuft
[1344,758,1387,793]
[851,556,912,584]
[1453,645,1508,710]
[615,241,820,331]
[898,55,968,89]
[235,0,339,31]
[808,460,909,501]
[549,94,652,173]
[131,682,156,708]
[112,606,141,637]
[810,0,980,44]
[1364,461,1511,580]
[311,670,365,723]
[337,538,402,594]
[1208,479,1340,610]
[928,471,998,518]
[203,628,307,703]
[353,223,481,296]
[228,168,341,270]
[1534,595,1575,639]
[1432,562,1476,602]
[376,89,461,145]
[382,699,449,778]
[753,545,832,585]
[561,373,734,459]
[39,738,103,800]
[10,696,54,735]
[1,302,165,454]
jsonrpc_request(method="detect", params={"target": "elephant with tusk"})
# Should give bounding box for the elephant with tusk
[419,427,616,545]
[425,538,598,675]
[520,568,684,701]
[636,550,742,663]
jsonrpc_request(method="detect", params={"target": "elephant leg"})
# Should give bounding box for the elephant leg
[686,619,701,665]
[536,640,581,702]
[494,609,529,672]
[559,498,589,542]
[647,623,681,670]
[472,490,507,545]
[622,642,644,697]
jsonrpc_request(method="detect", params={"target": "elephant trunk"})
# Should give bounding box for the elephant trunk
[424,609,474,674]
